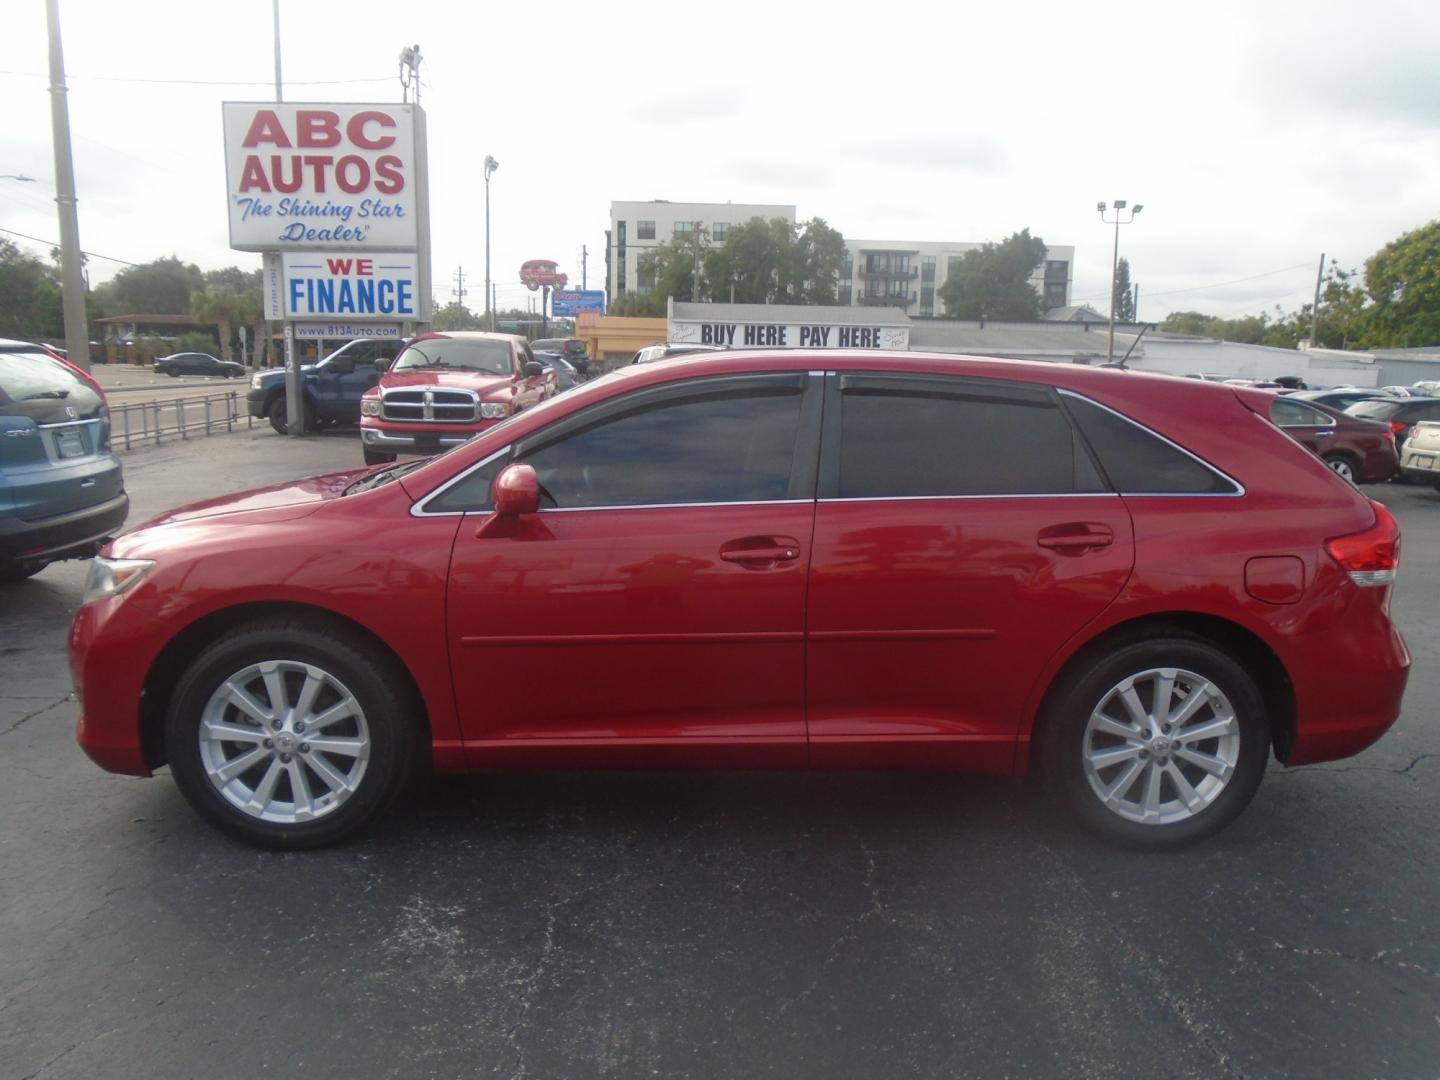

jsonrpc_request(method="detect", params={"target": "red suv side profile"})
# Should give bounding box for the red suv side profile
[358,331,555,465]
[70,353,1409,850]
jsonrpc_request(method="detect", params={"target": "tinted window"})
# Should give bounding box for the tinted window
[1063,394,1237,494]
[1270,399,1331,427]
[837,378,1101,498]
[523,384,804,508]
[423,452,509,513]
[0,352,103,421]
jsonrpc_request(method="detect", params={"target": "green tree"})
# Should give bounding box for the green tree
[433,302,484,331]
[191,287,243,360]
[938,229,1048,320]
[203,265,262,293]
[607,290,665,317]
[696,216,847,305]
[1362,221,1440,347]
[109,256,204,314]
[0,239,65,339]
[1113,257,1134,321]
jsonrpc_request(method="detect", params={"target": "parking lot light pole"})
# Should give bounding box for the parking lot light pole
[484,156,498,333]
[1097,199,1142,365]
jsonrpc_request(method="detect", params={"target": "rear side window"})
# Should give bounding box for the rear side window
[1062,393,1238,495]
[1347,401,1401,421]
[835,376,1103,498]
[1270,399,1333,427]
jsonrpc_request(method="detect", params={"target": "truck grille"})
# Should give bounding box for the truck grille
[381,388,480,423]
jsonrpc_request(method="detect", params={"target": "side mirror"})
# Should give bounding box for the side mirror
[523,361,544,378]
[491,462,540,517]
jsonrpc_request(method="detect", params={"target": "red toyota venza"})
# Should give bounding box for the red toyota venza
[70,353,1410,850]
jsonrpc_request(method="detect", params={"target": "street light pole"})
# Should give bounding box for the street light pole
[1097,199,1143,365]
[484,156,498,333]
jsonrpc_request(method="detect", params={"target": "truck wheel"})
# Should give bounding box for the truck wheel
[267,398,314,435]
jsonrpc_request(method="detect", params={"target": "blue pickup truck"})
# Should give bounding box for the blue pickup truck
[246,338,404,434]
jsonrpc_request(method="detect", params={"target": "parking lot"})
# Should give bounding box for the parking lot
[3,427,1439,1079]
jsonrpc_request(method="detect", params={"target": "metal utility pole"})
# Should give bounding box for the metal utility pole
[1097,199,1143,365]
[581,245,587,291]
[484,155,498,332]
[453,266,466,305]
[1309,253,1325,348]
[272,0,283,101]
[45,0,90,371]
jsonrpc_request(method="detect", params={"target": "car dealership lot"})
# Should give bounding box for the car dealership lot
[3,431,1439,1078]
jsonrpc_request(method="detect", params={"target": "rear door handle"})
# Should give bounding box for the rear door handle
[720,536,802,567]
[1037,523,1114,553]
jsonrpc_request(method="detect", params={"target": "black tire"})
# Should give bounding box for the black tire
[363,447,397,466]
[267,397,314,435]
[164,618,420,849]
[1322,453,1359,484]
[1040,635,1269,850]
[0,560,45,584]
[168,370,180,377]
[1432,481,1440,495]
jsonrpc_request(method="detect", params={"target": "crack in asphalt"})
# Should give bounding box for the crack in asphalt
[1,695,72,737]
[1274,753,1440,778]
[1267,939,1437,978]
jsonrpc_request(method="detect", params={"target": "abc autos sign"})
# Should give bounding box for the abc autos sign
[223,102,419,251]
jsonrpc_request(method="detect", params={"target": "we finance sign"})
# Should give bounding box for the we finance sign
[223,102,419,251]
[282,253,418,320]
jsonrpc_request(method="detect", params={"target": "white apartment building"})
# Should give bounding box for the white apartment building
[840,239,1075,318]
[607,200,796,299]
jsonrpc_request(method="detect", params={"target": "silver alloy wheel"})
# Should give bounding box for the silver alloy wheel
[1081,667,1241,826]
[1327,457,1356,482]
[198,659,371,825]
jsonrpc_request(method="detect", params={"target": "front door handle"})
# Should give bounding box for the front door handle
[720,536,802,567]
[1037,522,1114,553]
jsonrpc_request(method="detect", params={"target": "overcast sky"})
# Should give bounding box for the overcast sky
[5,0,1438,321]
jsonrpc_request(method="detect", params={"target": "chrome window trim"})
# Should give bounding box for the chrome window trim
[538,499,813,514]
[1058,388,1246,497]
[818,492,1121,504]
[410,445,513,517]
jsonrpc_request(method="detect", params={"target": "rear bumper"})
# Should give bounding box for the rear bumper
[0,492,129,563]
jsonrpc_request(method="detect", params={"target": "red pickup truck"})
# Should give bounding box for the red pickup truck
[359,332,556,464]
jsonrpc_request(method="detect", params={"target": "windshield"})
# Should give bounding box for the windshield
[393,338,512,376]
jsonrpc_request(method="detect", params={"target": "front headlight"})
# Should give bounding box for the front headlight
[479,401,511,419]
[250,374,264,390]
[82,556,155,605]
[361,398,381,416]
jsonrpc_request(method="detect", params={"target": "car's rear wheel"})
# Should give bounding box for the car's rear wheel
[1323,454,1358,483]
[363,447,397,466]
[1041,637,1269,850]
[164,619,419,849]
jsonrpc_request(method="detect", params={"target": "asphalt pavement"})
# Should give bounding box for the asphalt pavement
[2,427,1438,1079]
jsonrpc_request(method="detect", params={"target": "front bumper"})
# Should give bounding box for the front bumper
[360,420,499,453]
[245,387,272,418]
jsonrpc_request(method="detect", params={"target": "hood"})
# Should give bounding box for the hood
[131,467,380,530]
[381,369,513,396]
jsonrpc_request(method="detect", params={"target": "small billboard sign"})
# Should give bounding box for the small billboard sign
[551,290,606,317]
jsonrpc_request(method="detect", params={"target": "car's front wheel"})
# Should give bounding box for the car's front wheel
[1041,636,1269,850]
[164,619,420,849]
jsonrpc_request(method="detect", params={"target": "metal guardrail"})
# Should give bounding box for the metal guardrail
[110,391,257,451]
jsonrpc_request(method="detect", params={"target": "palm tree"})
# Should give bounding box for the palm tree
[190,287,242,360]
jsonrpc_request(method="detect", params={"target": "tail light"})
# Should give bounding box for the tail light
[1389,420,1408,439]
[1326,500,1400,587]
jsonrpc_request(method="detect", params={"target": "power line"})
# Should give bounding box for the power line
[0,69,395,87]
[1073,261,1315,304]
[0,225,136,265]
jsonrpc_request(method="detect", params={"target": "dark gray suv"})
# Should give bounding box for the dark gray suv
[0,341,128,583]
